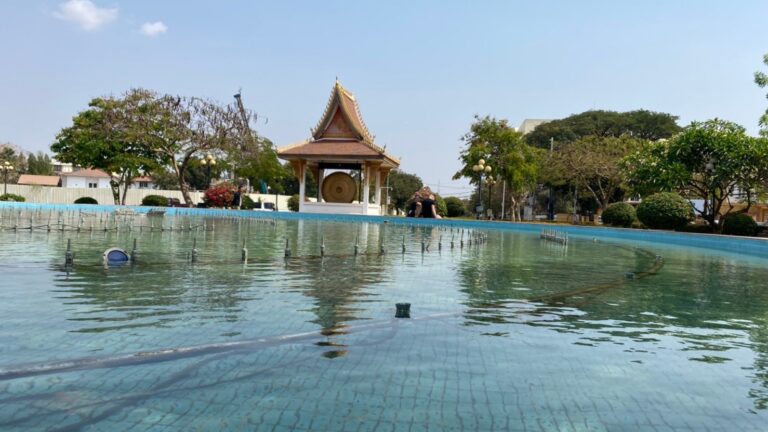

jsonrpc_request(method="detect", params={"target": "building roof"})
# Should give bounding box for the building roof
[17,174,60,186]
[59,168,111,178]
[278,81,400,167]
[133,176,153,182]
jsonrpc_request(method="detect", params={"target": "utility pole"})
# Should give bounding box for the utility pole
[548,137,555,222]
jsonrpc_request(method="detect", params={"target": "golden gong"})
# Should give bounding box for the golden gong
[322,172,358,203]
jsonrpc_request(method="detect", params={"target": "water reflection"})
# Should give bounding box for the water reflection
[457,235,768,410]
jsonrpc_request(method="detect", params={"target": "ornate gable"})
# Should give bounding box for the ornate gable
[312,81,376,145]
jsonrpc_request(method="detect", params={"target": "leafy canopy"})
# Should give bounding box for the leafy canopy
[524,110,681,148]
[623,119,768,232]
[755,53,768,137]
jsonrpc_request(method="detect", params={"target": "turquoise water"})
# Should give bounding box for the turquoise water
[1,208,768,431]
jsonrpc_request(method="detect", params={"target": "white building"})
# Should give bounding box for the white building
[129,176,156,190]
[518,119,552,135]
[51,159,74,174]
[60,169,112,189]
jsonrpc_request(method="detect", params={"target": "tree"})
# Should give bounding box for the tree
[127,90,248,206]
[554,135,643,213]
[0,143,26,184]
[278,162,317,196]
[454,115,541,220]
[524,110,681,148]
[756,53,768,137]
[232,137,284,194]
[387,169,423,212]
[623,119,768,232]
[51,92,162,204]
[27,152,54,175]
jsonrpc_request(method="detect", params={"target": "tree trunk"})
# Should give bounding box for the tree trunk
[171,156,193,207]
[120,171,131,205]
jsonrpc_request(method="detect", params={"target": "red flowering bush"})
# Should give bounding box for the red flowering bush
[204,184,236,208]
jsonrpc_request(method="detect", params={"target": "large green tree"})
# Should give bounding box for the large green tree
[554,135,643,213]
[623,119,768,232]
[454,115,541,220]
[525,110,681,148]
[51,94,160,204]
[756,53,768,137]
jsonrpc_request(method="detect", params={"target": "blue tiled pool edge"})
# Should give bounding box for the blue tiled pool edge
[3,201,768,258]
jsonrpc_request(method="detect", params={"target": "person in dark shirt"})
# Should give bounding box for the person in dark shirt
[406,193,422,217]
[420,194,441,219]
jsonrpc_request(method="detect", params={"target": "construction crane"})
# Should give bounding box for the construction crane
[233,90,260,193]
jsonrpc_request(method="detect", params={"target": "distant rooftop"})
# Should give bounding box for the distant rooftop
[17,174,60,187]
[59,168,111,178]
[518,119,552,135]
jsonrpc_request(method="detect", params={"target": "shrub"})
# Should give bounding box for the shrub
[601,202,636,227]
[434,194,448,217]
[0,193,25,202]
[74,197,98,205]
[141,195,169,207]
[636,192,694,230]
[677,223,711,234]
[444,196,466,217]
[287,194,299,212]
[241,195,256,210]
[722,213,759,236]
[203,184,236,208]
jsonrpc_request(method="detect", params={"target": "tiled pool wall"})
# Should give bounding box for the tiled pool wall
[3,201,768,258]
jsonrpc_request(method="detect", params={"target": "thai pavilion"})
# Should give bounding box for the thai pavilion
[277,81,400,215]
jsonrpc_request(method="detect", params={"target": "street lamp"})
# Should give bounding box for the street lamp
[472,159,492,219]
[1,161,14,195]
[705,156,716,225]
[199,153,216,188]
[486,175,497,220]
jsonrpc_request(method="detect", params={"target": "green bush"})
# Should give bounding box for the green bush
[74,197,98,205]
[287,194,299,212]
[601,202,636,227]
[636,192,694,230]
[434,194,448,217]
[141,195,169,207]
[722,213,759,236]
[677,223,711,234]
[241,195,256,210]
[0,193,25,202]
[444,196,466,217]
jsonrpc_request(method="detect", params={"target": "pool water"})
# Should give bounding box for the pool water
[1,210,768,431]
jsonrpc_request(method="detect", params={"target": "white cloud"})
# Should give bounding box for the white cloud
[140,21,167,37]
[54,0,118,31]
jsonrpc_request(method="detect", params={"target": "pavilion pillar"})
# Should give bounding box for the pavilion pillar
[317,168,325,202]
[298,160,306,212]
[362,163,370,214]
[374,167,382,207]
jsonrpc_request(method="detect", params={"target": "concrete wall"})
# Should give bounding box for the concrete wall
[3,184,291,209]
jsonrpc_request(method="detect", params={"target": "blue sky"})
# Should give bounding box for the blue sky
[1,1,767,197]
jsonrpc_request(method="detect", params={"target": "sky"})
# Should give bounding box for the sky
[1,0,767,198]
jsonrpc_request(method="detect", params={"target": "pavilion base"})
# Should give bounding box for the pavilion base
[300,202,382,216]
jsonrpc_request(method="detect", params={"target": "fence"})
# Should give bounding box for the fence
[2,184,291,209]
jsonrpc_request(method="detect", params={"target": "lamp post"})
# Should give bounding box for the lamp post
[486,176,497,220]
[199,153,216,188]
[705,156,716,226]
[472,159,492,219]
[1,161,14,195]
